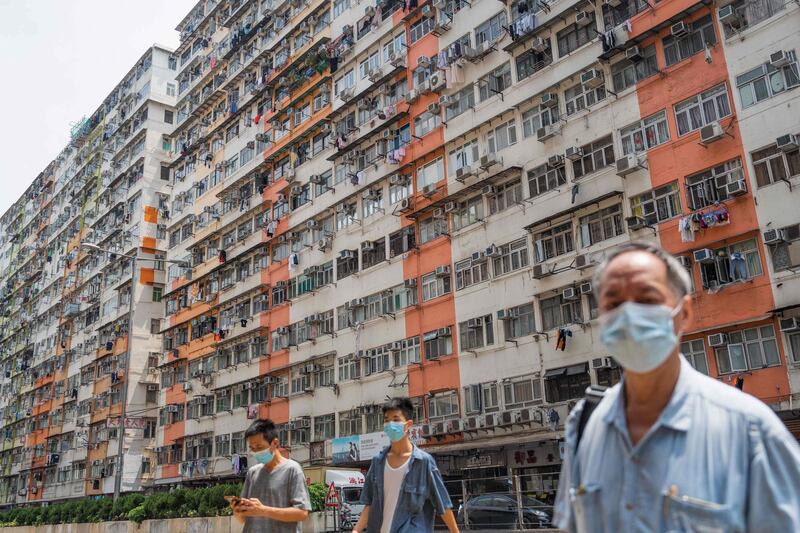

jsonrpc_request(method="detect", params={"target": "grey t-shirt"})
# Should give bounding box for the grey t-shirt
[240,459,312,533]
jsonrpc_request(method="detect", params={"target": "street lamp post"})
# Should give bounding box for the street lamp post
[81,243,188,501]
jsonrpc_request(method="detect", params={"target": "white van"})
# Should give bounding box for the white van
[325,469,365,530]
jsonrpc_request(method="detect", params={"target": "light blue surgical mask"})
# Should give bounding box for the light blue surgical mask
[383,421,407,442]
[599,301,682,373]
[253,449,274,465]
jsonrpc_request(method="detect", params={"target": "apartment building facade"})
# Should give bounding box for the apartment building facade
[0,46,176,504]
[155,0,800,499]
[0,0,798,508]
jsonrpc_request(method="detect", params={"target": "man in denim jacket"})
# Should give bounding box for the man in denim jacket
[352,397,460,533]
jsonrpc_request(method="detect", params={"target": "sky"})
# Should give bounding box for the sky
[0,0,196,216]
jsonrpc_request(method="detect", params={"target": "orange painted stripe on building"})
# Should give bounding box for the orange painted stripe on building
[144,206,159,223]
[142,236,157,253]
[632,5,787,401]
[140,267,155,285]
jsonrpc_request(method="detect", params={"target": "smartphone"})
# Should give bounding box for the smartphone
[224,495,242,505]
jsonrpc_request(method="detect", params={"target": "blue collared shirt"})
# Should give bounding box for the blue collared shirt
[360,445,452,533]
[555,356,800,533]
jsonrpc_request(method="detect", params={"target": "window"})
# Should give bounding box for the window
[393,336,421,366]
[479,63,512,102]
[752,144,800,188]
[663,15,716,67]
[464,382,500,414]
[720,0,785,38]
[715,326,780,374]
[476,11,506,45]
[419,216,449,243]
[493,238,530,275]
[503,374,542,408]
[788,331,800,364]
[421,271,451,301]
[314,414,335,441]
[364,345,391,375]
[388,226,416,257]
[488,179,523,214]
[164,110,174,124]
[361,238,386,269]
[487,119,517,153]
[620,110,670,155]
[557,20,594,57]
[534,222,573,263]
[572,135,614,179]
[152,286,163,302]
[738,56,799,109]
[516,46,553,82]
[540,291,583,330]
[455,257,489,290]
[769,229,800,272]
[166,82,176,96]
[424,328,453,360]
[339,410,362,437]
[416,158,444,190]
[502,303,536,339]
[545,364,591,403]
[427,390,459,421]
[521,105,559,139]
[630,182,682,225]
[338,355,361,381]
[528,162,566,198]
[611,45,659,92]
[336,253,359,280]
[449,140,479,174]
[409,16,433,43]
[333,0,349,17]
[674,84,732,136]
[414,112,441,137]
[698,238,763,288]
[445,86,475,120]
[579,204,623,247]
[680,339,709,375]
[389,178,412,204]
[362,191,384,219]
[685,158,745,210]
[451,196,484,231]
[565,81,606,116]
[459,315,494,350]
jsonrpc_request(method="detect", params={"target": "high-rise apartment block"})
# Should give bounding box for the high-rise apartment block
[1,0,798,504]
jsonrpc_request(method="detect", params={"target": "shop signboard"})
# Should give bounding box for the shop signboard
[331,426,426,464]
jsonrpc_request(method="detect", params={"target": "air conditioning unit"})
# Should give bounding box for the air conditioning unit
[580,282,593,294]
[537,124,560,141]
[726,180,747,197]
[616,154,640,176]
[455,164,474,181]
[480,185,496,197]
[429,73,445,91]
[362,241,376,253]
[581,68,604,88]
[471,250,486,262]
[565,146,583,161]
[467,317,483,329]
[497,308,518,321]
[339,87,355,101]
[276,326,290,336]
[147,384,159,392]
[182,382,192,392]
[671,21,688,37]
[444,201,457,213]
[780,317,800,332]
[548,154,564,168]
[340,249,357,260]
[420,424,433,437]
[707,333,728,347]
[480,154,499,169]
[350,297,366,308]
[389,51,405,67]
[693,248,716,264]
[368,67,383,83]
[699,121,725,145]
[485,245,501,258]
[423,184,437,196]
[540,93,558,107]
[575,254,593,270]
[677,255,692,269]
[626,216,647,230]
[562,287,579,301]
[406,88,420,103]
[404,278,417,289]
[718,5,742,27]
[592,356,612,369]
[417,55,431,68]
[446,419,464,432]
[306,220,319,230]
[438,326,452,336]
[776,134,798,152]
[498,411,514,426]
[770,50,791,68]
[427,102,441,115]
[625,45,643,61]
[435,265,451,277]
[464,416,481,431]
[763,228,787,245]
[575,11,592,27]
[483,413,497,428]
[530,37,548,52]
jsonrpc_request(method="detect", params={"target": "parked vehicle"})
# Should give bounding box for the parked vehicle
[456,492,552,529]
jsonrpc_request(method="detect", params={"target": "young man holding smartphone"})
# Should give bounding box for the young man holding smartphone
[352,397,460,533]
[231,418,312,532]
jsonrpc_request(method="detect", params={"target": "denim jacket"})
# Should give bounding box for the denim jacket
[360,445,452,532]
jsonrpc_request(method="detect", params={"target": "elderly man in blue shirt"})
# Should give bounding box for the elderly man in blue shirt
[555,241,800,533]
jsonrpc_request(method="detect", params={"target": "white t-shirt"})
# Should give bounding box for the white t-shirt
[381,455,411,533]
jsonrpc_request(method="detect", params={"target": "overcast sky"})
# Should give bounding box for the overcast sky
[0,0,196,216]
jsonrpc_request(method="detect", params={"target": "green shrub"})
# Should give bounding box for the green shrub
[308,482,327,512]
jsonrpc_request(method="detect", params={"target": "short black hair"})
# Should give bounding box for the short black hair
[245,418,279,443]
[382,397,414,420]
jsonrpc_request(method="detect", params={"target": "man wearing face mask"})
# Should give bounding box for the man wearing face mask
[233,418,312,533]
[554,242,800,533]
[352,397,460,533]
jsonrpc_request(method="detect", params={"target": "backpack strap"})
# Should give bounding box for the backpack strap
[575,385,608,451]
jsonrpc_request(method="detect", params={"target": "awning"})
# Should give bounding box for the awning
[523,191,623,231]
[543,367,566,378]
[422,430,561,455]
[566,363,589,376]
